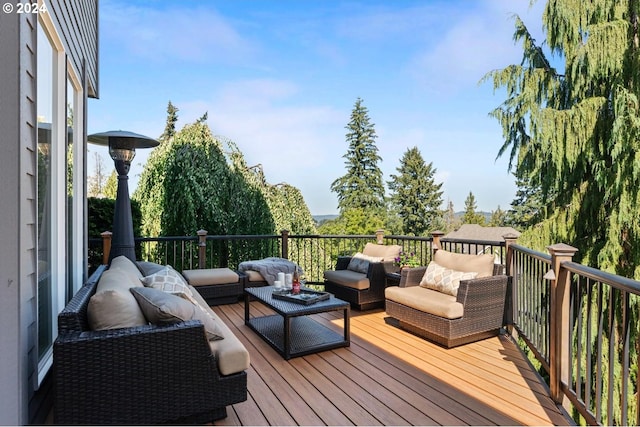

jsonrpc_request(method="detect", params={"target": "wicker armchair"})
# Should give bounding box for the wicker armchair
[53,265,247,425]
[385,253,509,348]
[323,256,392,310]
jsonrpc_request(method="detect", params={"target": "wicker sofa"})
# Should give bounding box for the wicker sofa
[385,249,509,348]
[53,257,249,425]
[324,243,401,310]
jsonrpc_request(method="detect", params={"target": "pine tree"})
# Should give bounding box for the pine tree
[489,206,507,227]
[462,191,485,225]
[506,172,547,229]
[443,200,460,232]
[484,0,640,278]
[387,146,443,236]
[159,101,179,143]
[330,98,385,213]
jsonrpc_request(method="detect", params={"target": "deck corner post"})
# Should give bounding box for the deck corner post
[197,229,207,269]
[503,233,518,333]
[100,231,113,265]
[281,229,289,260]
[431,231,444,256]
[547,243,578,404]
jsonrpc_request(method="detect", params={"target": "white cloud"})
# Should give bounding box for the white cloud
[406,0,545,95]
[171,78,347,214]
[100,1,256,64]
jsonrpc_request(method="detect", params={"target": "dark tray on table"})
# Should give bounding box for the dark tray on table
[272,288,330,305]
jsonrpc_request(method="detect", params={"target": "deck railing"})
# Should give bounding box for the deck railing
[507,243,640,426]
[91,229,640,425]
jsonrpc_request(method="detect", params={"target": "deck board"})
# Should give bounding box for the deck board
[213,301,570,426]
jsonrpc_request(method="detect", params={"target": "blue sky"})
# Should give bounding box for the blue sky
[88,0,546,215]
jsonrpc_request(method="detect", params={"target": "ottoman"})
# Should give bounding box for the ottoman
[182,268,246,306]
[242,269,269,288]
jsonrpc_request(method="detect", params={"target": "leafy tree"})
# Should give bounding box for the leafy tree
[87,151,108,198]
[103,171,117,199]
[484,0,640,278]
[387,146,443,236]
[331,97,385,213]
[317,207,384,235]
[462,191,485,225]
[159,101,178,143]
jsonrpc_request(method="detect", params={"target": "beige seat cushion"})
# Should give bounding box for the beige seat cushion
[188,287,250,375]
[362,243,402,262]
[385,286,463,319]
[88,267,147,330]
[244,270,266,282]
[324,269,369,290]
[434,249,495,278]
[182,268,239,286]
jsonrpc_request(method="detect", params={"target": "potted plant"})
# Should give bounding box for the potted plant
[394,251,420,270]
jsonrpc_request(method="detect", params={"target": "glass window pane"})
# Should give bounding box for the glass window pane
[36,25,54,360]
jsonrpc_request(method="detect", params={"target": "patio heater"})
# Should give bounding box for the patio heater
[88,130,159,264]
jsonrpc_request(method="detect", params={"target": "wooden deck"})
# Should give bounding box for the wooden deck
[212,301,570,426]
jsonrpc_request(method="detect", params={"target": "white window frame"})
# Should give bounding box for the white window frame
[36,11,85,387]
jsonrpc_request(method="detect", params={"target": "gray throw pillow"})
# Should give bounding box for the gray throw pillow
[130,287,224,341]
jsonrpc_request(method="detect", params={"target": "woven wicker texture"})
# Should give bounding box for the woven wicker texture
[245,286,350,359]
[324,256,396,310]
[54,266,247,425]
[386,263,509,348]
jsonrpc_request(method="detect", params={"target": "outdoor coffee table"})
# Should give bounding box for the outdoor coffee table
[244,286,350,359]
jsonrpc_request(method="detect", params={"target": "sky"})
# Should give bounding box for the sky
[88,0,547,216]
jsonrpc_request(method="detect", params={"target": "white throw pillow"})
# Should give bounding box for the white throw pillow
[419,261,478,297]
[141,265,192,296]
[347,252,383,274]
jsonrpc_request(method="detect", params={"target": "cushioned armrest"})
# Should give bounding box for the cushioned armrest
[400,266,427,288]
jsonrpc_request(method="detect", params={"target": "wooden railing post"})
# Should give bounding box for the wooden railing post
[197,229,207,269]
[503,233,518,277]
[281,229,289,259]
[101,231,112,265]
[503,233,518,333]
[547,243,578,404]
[375,229,385,244]
[431,231,444,256]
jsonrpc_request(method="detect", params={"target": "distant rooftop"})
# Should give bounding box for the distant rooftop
[444,224,521,242]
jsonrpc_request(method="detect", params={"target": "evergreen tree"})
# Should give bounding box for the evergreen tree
[443,200,461,232]
[387,146,443,236]
[462,191,485,225]
[488,206,507,227]
[484,0,640,278]
[506,172,547,229]
[330,98,385,213]
[159,101,178,143]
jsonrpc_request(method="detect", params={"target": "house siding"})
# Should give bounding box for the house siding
[0,10,25,425]
[47,0,98,97]
[0,0,98,424]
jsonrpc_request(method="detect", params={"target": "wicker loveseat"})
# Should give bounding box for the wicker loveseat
[385,249,509,348]
[324,243,401,310]
[53,257,249,425]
